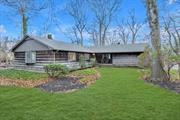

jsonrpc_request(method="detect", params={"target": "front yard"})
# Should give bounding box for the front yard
[0,69,48,81]
[0,67,180,120]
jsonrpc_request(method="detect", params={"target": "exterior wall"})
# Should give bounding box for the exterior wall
[13,51,141,67]
[14,50,68,63]
[12,50,92,72]
[112,53,141,66]
[55,51,68,61]
[14,52,25,63]
[36,51,55,62]
[14,38,50,52]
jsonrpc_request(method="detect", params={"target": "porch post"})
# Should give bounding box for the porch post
[53,50,56,64]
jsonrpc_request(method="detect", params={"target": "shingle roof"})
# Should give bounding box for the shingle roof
[90,43,147,53]
[12,35,148,53]
[32,36,93,53]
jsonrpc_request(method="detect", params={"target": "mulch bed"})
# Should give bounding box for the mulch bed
[0,71,101,93]
[36,72,101,92]
[36,77,86,92]
[145,80,180,94]
[0,77,51,88]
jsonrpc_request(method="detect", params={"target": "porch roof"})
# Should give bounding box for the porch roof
[90,43,147,53]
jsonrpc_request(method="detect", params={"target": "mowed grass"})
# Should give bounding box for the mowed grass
[72,68,97,75]
[0,67,180,120]
[0,69,48,80]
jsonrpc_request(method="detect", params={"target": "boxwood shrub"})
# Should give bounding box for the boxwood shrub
[44,64,69,78]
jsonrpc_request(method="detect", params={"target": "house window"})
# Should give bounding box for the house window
[25,51,36,63]
[68,52,76,61]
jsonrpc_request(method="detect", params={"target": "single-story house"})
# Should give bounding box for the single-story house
[11,35,147,70]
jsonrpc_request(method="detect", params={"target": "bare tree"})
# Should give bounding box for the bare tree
[0,0,48,38]
[127,10,143,44]
[105,29,119,45]
[145,0,168,81]
[65,0,87,46]
[86,23,99,45]
[163,16,180,79]
[0,36,17,64]
[116,10,144,44]
[117,20,129,44]
[88,0,122,46]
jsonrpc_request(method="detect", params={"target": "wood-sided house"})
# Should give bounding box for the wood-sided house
[11,35,147,71]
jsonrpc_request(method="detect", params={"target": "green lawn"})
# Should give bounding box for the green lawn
[72,68,97,75]
[0,67,180,120]
[0,69,48,81]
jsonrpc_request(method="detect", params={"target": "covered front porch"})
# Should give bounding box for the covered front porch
[95,53,112,64]
[12,50,94,72]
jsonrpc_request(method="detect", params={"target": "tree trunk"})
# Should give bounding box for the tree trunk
[178,64,180,80]
[80,30,83,46]
[146,0,168,82]
[99,23,102,46]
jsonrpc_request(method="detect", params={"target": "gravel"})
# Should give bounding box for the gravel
[36,77,85,92]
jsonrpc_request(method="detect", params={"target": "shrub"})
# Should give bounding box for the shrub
[79,55,86,68]
[44,64,69,78]
[138,46,151,68]
[139,69,151,81]
[90,58,97,67]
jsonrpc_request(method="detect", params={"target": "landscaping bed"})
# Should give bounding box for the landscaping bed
[36,77,85,92]
[0,69,50,87]
[140,69,180,94]
[146,80,180,93]
[0,68,100,92]
[36,68,100,92]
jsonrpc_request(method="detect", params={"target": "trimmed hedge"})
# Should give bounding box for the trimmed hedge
[44,64,69,78]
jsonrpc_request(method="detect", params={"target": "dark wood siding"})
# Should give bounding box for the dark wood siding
[14,52,25,63]
[55,51,68,61]
[36,51,54,62]
[36,50,68,62]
